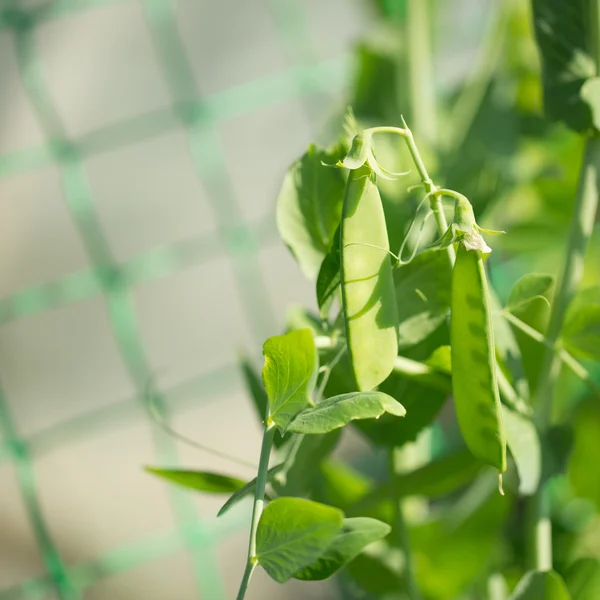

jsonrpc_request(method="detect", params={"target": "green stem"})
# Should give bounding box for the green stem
[407,0,437,145]
[529,136,600,570]
[236,426,275,600]
[389,448,421,600]
[370,124,456,265]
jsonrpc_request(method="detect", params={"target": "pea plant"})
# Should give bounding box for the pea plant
[147,1,600,598]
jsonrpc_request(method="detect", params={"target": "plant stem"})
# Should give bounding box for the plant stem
[236,426,275,600]
[528,136,600,570]
[389,448,421,600]
[407,0,437,145]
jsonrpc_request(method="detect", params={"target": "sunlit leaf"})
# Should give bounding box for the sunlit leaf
[277,145,345,280]
[293,517,391,581]
[287,391,405,434]
[145,467,246,494]
[256,497,344,583]
[263,329,318,432]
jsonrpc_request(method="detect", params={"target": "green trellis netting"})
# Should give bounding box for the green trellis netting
[0,0,365,598]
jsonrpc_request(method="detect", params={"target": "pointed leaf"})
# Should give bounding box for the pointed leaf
[502,406,542,496]
[562,305,600,360]
[507,274,554,312]
[288,392,405,434]
[509,570,571,600]
[239,354,285,448]
[256,497,344,583]
[276,144,345,279]
[293,517,391,581]
[217,465,283,517]
[263,329,318,432]
[145,467,246,494]
[565,557,600,600]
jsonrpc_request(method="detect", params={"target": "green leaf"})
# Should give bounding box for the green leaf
[565,557,600,599]
[293,517,391,581]
[531,0,596,132]
[256,497,344,583]
[239,354,285,448]
[562,305,600,360]
[507,273,554,312]
[569,400,600,510]
[394,248,451,350]
[276,144,345,280]
[502,406,542,496]
[263,329,318,432]
[145,467,246,494]
[287,391,405,434]
[316,227,341,320]
[217,465,283,517]
[509,570,571,599]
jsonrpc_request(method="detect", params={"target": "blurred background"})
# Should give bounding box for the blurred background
[2,0,599,599]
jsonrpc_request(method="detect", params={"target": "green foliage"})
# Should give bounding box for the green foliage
[276,145,345,280]
[293,517,391,581]
[287,391,405,434]
[147,3,600,598]
[145,467,246,494]
[262,328,318,432]
[255,497,344,583]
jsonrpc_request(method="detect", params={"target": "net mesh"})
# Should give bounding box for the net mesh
[0,0,357,597]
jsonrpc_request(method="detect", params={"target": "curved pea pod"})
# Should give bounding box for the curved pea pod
[340,165,399,391]
[451,244,506,474]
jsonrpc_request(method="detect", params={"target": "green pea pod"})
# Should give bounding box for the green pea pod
[451,244,506,474]
[340,165,399,391]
